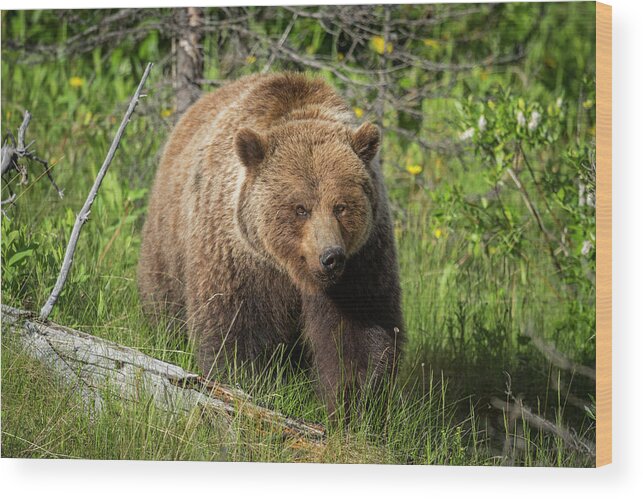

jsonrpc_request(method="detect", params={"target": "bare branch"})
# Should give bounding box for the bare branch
[261,13,298,74]
[507,148,565,276]
[1,111,31,177]
[1,111,64,212]
[491,396,595,458]
[39,63,153,321]
[524,326,596,380]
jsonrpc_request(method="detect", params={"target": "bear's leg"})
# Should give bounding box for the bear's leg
[137,242,186,331]
[186,294,249,377]
[302,294,400,417]
[186,292,293,380]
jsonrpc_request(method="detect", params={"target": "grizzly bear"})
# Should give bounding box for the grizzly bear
[138,72,404,415]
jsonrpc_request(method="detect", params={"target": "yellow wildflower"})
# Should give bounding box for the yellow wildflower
[245,55,257,64]
[353,107,364,118]
[406,164,422,176]
[433,228,443,239]
[161,108,174,119]
[69,76,84,88]
[371,36,393,55]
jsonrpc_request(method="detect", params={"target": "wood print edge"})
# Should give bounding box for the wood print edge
[595,0,612,468]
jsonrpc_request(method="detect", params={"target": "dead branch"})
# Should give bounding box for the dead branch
[507,148,566,276]
[39,63,153,321]
[2,304,326,452]
[261,13,298,74]
[524,326,596,381]
[491,396,595,458]
[491,372,595,462]
[1,110,64,215]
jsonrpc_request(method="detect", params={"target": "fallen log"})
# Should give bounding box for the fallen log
[1,304,326,452]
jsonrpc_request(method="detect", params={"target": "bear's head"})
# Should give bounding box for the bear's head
[234,120,380,293]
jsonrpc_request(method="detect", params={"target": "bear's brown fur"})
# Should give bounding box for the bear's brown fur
[138,72,404,414]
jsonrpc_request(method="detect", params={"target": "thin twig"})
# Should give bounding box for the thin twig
[2,110,64,213]
[261,13,297,74]
[1,111,31,176]
[507,149,564,276]
[524,326,596,380]
[518,143,569,254]
[39,62,153,321]
[491,396,595,457]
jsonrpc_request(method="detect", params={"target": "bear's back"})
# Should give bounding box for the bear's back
[246,73,353,130]
[161,73,353,176]
[161,73,265,164]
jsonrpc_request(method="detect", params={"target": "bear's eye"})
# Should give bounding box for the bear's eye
[334,204,347,217]
[295,205,309,217]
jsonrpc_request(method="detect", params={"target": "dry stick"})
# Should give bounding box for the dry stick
[518,144,570,260]
[16,111,31,154]
[524,326,596,381]
[2,110,63,217]
[506,148,564,276]
[39,62,153,321]
[261,13,297,74]
[1,111,32,176]
[490,397,596,458]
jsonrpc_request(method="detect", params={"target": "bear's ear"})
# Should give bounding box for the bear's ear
[235,128,267,171]
[351,122,380,165]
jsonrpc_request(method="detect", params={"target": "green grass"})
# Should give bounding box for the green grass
[1,9,596,466]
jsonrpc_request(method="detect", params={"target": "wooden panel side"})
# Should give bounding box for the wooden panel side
[595,1,612,468]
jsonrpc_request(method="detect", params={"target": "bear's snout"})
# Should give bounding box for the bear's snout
[320,246,346,276]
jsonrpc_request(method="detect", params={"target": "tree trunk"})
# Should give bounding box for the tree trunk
[174,7,204,115]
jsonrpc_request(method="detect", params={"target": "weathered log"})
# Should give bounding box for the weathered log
[2,304,326,451]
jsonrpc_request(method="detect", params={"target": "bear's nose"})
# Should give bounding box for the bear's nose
[320,247,346,274]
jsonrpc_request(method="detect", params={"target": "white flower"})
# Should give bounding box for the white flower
[459,127,474,141]
[528,110,541,132]
[581,240,593,256]
[478,115,487,131]
[516,110,526,128]
[556,97,563,109]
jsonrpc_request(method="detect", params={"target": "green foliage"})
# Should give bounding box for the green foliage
[1,218,40,293]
